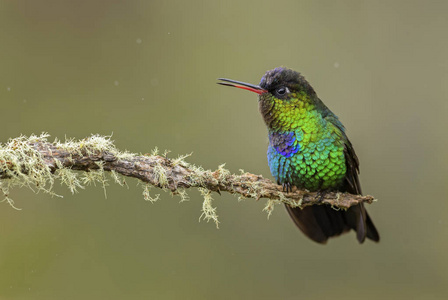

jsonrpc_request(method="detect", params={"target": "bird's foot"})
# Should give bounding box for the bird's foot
[316,190,328,203]
[282,182,293,193]
[316,189,335,203]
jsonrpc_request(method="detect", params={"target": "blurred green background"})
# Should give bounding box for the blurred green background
[1,0,447,299]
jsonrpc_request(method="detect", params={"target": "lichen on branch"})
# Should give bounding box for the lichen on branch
[0,134,376,225]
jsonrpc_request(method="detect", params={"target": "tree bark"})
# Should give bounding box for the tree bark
[0,136,376,210]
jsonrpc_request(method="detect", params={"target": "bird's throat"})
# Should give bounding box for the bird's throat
[258,92,320,134]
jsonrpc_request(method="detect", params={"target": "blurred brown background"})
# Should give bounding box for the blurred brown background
[0,0,447,299]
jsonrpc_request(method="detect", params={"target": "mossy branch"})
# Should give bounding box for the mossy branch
[0,134,376,226]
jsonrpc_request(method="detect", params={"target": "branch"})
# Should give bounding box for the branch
[0,134,376,225]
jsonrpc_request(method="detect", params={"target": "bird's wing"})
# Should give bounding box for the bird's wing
[325,114,374,242]
[323,114,361,194]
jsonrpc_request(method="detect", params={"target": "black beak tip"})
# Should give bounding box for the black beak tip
[216,77,266,94]
[217,82,233,87]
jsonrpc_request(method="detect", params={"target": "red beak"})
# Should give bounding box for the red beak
[217,78,267,95]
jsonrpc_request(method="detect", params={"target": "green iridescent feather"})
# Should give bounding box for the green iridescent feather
[218,67,379,244]
[263,90,347,190]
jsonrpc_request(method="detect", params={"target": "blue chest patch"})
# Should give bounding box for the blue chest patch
[269,131,301,158]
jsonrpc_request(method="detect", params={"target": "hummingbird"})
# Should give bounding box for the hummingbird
[218,67,379,244]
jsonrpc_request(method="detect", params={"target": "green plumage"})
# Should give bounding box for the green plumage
[263,90,346,190]
[218,67,379,244]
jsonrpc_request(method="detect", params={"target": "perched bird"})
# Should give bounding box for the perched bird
[218,67,379,244]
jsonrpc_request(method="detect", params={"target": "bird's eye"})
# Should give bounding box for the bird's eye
[276,87,289,96]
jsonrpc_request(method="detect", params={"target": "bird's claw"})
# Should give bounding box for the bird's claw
[282,182,293,193]
[316,190,330,203]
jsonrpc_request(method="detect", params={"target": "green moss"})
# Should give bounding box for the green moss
[0,133,295,228]
[141,183,160,203]
[263,199,277,219]
[0,133,57,208]
[0,133,134,208]
[153,162,168,188]
[198,188,219,228]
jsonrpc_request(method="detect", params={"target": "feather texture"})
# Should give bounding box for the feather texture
[258,68,379,243]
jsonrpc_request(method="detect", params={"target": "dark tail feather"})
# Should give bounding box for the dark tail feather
[345,203,380,243]
[285,205,350,244]
[345,203,367,243]
[285,203,379,244]
[366,210,380,241]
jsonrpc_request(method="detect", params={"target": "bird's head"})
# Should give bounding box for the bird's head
[218,67,318,131]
